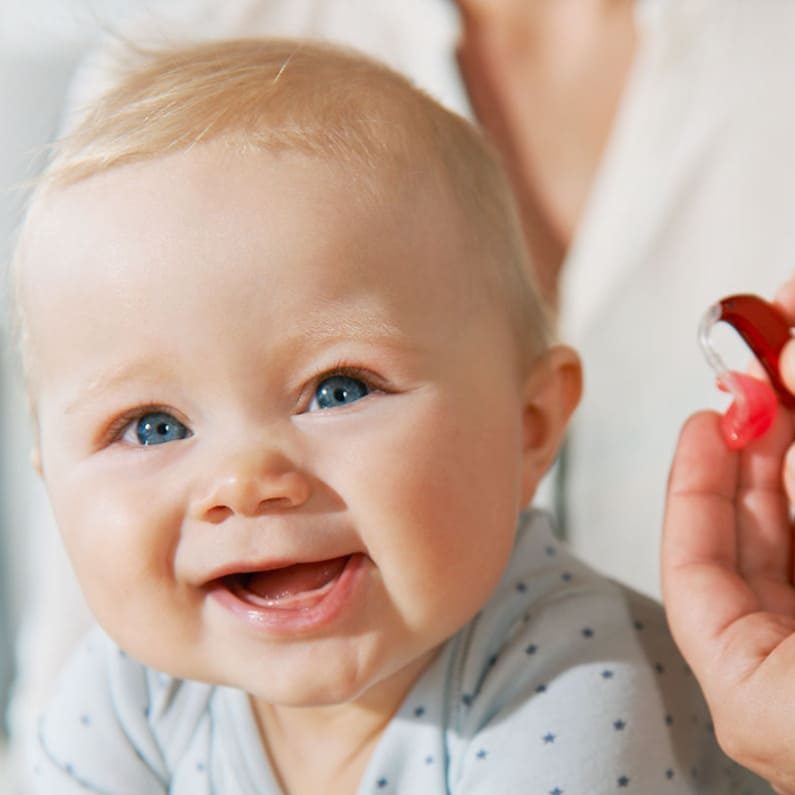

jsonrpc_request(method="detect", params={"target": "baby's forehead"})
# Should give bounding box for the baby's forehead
[20,144,492,331]
[29,139,471,257]
[19,150,535,423]
[18,142,538,399]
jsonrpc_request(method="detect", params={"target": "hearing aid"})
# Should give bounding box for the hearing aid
[699,294,795,449]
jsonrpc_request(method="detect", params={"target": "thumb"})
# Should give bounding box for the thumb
[662,412,749,671]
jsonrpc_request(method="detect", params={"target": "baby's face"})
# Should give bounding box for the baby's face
[25,143,535,708]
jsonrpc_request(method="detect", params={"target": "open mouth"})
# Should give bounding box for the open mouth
[220,556,352,611]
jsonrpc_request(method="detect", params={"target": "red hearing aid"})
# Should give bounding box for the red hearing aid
[699,294,795,449]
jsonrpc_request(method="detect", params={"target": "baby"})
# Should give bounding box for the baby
[12,38,763,794]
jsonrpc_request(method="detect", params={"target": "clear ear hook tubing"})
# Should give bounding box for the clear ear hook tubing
[701,294,795,408]
[698,302,729,381]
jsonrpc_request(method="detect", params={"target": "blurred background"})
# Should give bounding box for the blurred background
[0,3,146,789]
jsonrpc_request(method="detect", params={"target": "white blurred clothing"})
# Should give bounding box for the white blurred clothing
[559,0,795,590]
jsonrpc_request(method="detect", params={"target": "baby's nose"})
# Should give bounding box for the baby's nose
[189,446,312,523]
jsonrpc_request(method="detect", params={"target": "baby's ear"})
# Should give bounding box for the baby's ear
[519,345,582,506]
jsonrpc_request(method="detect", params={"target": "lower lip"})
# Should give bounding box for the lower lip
[208,554,366,636]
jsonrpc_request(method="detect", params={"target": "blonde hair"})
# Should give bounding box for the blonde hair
[14,38,549,369]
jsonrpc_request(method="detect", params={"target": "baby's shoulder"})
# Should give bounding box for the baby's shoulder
[463,509,676,674]
[33,627,216,793]
[426,510,765,793]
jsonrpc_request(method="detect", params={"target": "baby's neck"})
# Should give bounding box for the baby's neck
[257,704,385,795]
[251,651,436,795]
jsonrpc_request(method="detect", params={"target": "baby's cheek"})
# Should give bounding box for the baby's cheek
[381,427,515,607]
[52,477,175,612]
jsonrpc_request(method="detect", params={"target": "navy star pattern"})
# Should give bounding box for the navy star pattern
[364,570,730,795]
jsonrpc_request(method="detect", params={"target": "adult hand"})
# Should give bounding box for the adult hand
[662,289,795,794]
[780,279,795,510]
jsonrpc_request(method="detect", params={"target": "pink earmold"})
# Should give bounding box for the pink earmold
[714,371,778,449]
[699,294,794,450]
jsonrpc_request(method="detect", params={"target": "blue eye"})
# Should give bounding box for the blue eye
[132,412,191,446]
[311,375,370,411]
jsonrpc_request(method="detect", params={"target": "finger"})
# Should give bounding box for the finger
[736,406,794,586]
[662,412,759,671]
[773,281,795,393]
[774,278,795,323]
[781,339,795,394]
[785,444,795,505]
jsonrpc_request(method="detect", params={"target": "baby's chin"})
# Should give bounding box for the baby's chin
[234,643,440,715]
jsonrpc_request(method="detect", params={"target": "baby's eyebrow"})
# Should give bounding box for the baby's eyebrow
[59,311,422,415]
[294,312,410,345]
[278,310,426,359]
[63,361,171,415]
